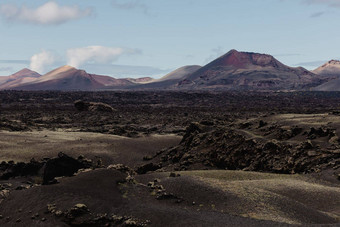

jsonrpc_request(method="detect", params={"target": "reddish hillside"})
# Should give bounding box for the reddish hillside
[177,50,327,90]
[5,66,135,91]
[0,68,41,89]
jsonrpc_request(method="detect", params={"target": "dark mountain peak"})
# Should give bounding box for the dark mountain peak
[326,60,340,65]
[178,49,325,90]
[212,49,283,69]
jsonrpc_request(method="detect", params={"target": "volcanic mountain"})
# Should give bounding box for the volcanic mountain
[159,65,202,81]
[0,68,41,89]
[175,50,327,90]
[311,60,340,91]
[313,64,340,91]
[313,60,340,78]
[4,66,135,91]
[131,65,201,89]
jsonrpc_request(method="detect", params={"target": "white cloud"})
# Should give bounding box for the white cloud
[30,50,57,73]
[66,46,140,68]
[0,1,92,25]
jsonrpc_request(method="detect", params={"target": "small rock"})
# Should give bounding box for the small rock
[15,185,28,190]
[143,156,153,161]
[74,204,87,209]
[112,215,124,222]
[169,172,177,177]
[259,120,267,128]
[136,163,161,174]
[307,150,317,157]
[124,219,137,226]
[55,210,63,217]
[169,172,180,177]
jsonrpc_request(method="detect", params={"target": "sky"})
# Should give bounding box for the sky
[0,0,340,78]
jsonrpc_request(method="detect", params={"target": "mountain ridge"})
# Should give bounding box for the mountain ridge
[1,65,135,91]
[0,49,337,91]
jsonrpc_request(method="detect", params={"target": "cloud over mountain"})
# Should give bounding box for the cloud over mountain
[0,1,92,25]
[66,46,140,68]
[30,50,57,73]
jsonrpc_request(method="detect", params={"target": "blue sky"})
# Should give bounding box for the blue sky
[0,0,340,78]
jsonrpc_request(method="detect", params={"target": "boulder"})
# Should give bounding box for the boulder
[136,163,161,174]
[42,152,91,184]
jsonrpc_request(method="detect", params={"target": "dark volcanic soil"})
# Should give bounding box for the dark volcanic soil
[2,90,340,136]
[0,91,339,226]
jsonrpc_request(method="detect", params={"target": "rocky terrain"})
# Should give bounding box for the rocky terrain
[149,115,340,175]
[0,91,339,226]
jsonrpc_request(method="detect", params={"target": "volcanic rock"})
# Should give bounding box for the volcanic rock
[42,152,92,184]
[136,163,162,174]
[74,100,115,112]
[151,122,340,174]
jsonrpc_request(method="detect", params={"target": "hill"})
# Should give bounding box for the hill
[313,60,340,78]
[2,66,134,91]
[129,65,201,89]
[0,68,41,89]
[175,50,327,90]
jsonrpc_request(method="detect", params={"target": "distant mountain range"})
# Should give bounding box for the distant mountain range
[1,49,340,91]
[0,66,135,91]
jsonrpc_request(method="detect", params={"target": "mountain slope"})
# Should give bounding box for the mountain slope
[314,79,340,91]
[0,69,41,89]
[6,66,134,91]
[130,65,201,89]
[176,50,327,90]
[313,60,340,78]
[126,77,154,84]
[159,65,201,81]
